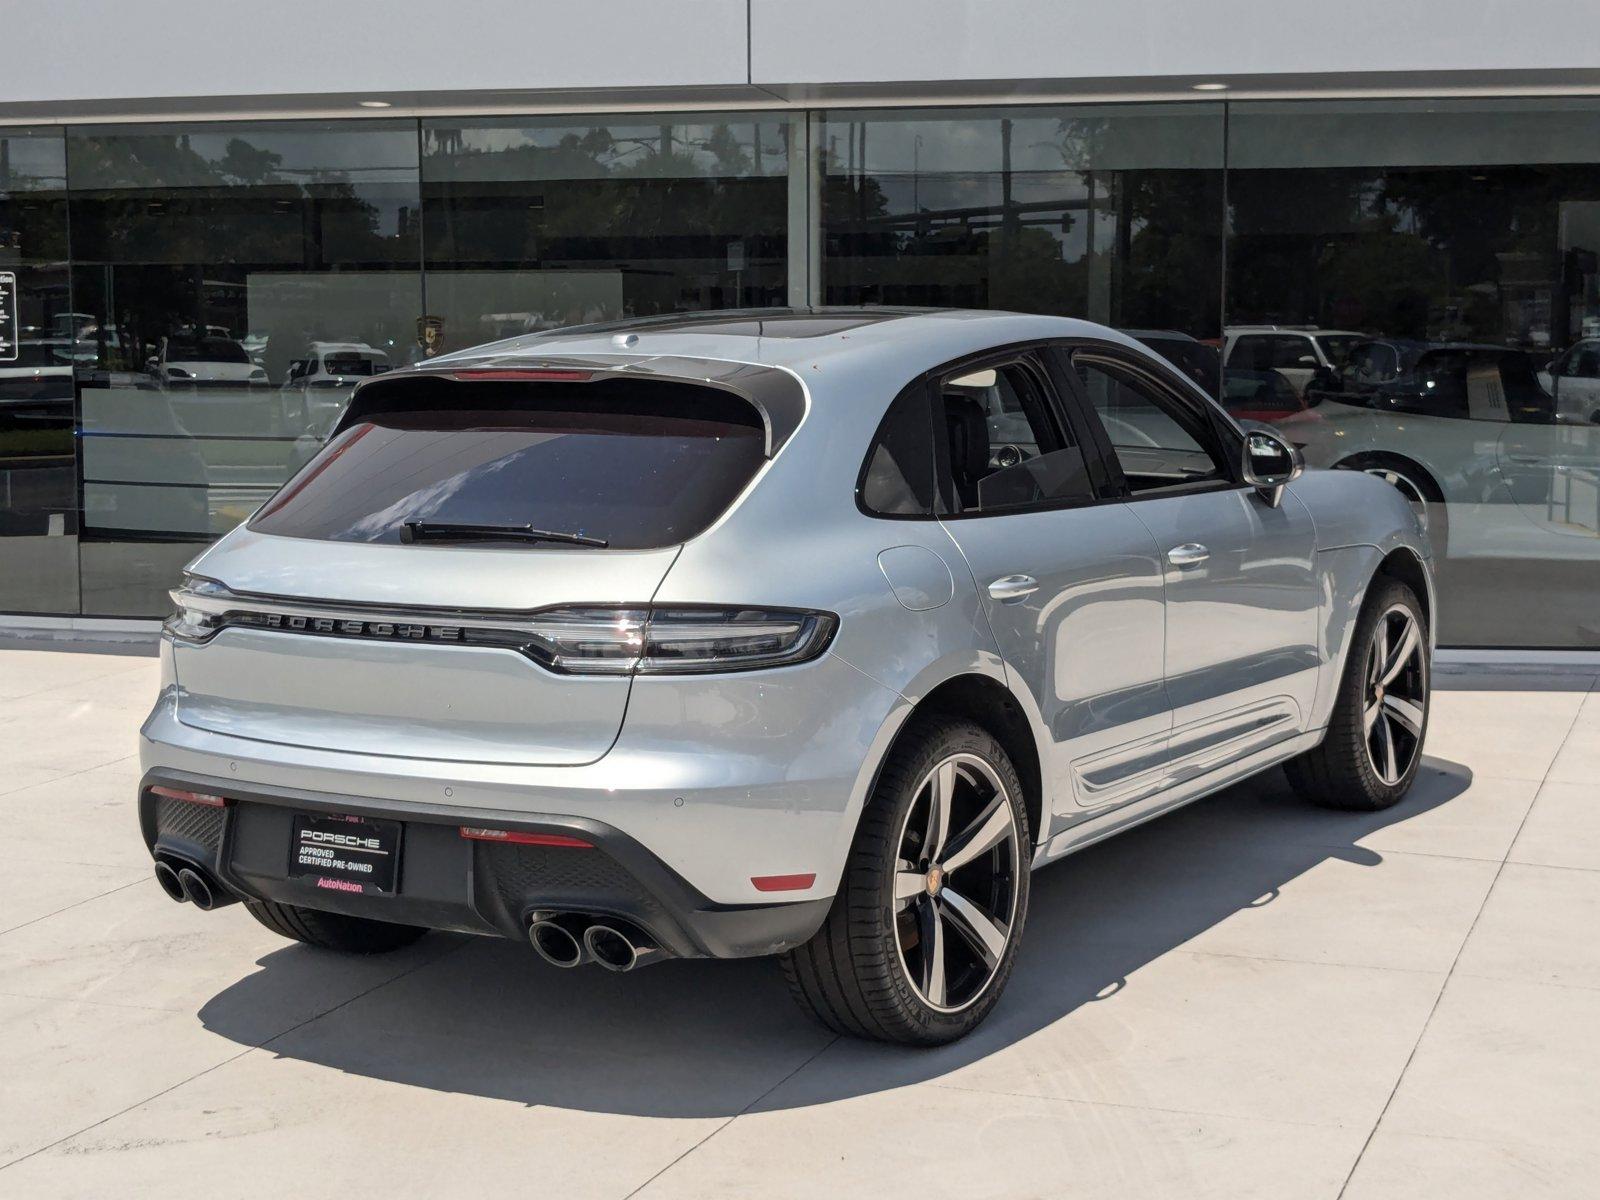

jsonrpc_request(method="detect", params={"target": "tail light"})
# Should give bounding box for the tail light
[163,576,230,644]
[163,578,836,675]
[524,606,837,675]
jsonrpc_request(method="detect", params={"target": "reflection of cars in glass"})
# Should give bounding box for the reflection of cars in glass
[1131,329,1316,425]
[1537,338,1600,425]
[141,309,1434,1045]
[282,342,392,441]
[1328,343,1553,424]
[1286,352,1599,561]
[148,334,268,387]
[1224,326,1363,397]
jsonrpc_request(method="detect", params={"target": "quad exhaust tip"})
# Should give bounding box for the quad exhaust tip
[527,917,589,968]
[154,857,236,910]
[526,914,664,971]
[153,859,186,902]
[584,923,662,973]
[176,866,217,910]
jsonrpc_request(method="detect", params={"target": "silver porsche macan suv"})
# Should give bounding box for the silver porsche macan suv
[140,309,1434,1045]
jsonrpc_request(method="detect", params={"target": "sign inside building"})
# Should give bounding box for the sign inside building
[0,272,17,362]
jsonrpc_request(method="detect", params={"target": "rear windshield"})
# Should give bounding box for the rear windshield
[250,380,766,549]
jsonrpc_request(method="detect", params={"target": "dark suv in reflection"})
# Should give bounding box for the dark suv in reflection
[1326,340,1553,423]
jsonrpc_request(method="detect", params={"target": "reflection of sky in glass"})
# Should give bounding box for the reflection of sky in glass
[343,453,519,541]
[822,105,1224,175]
[422,115,793,181]
[0,130,67,191]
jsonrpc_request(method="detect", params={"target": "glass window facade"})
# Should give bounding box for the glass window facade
[66,121,423,614]
[1227,99,1600,648]
[0,128,74,613]
[0,99,1596,647]
[421,114,792,348]
[819,105,1225,338]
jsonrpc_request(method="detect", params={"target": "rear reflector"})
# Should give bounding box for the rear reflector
[448,369,593,383]
[751,873,816,893]
[458,826,593,849]
[149,785,228,807]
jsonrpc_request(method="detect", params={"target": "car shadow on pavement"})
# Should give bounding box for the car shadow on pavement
[198,757,1472,1118]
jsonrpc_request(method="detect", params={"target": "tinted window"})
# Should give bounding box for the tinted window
[938,360,1094,513]
[1076,357,1229,493]
[250,381,765,549]
[861,388,935,516]
[1138,336,1222,395]
[1315,334,1362,368]
[1228,335,1269,371]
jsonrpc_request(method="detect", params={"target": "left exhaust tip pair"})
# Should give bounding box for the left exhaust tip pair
[153,858,228,910]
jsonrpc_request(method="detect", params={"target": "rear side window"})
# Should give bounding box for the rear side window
[860,387,935,516]
[937,359,1096,514]
[250,379,765,550]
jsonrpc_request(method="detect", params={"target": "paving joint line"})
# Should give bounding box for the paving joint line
[621,1034,842,1199]
[0,938,470,1174]
[0,876,147,938]
[1333,696,1589,1199]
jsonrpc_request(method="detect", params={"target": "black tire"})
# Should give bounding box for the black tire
[1336,454,1448,559]
[1285,578,1430,811]
[244,899,428,954]
[780,717,1031,1046]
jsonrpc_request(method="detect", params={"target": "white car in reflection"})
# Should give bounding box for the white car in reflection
[1289,397,1600,561]
[148,334,268,387]
[1537,338,1600,425]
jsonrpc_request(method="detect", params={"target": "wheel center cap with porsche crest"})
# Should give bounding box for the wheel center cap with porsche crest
[925,866,945,897]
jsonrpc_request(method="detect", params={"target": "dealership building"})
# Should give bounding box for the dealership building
[2,0,1598,650]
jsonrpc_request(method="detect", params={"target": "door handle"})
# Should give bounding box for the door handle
[987,574,1039,603]
[1167,543,1210,567]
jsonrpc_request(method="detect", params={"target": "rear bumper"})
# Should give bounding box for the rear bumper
[139,767,832,959]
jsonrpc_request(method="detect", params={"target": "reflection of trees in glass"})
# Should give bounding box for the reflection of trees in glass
[421,121,788,316]
[1229,164,1600,348]
[822,116,1222,336]
[66,131,418,373]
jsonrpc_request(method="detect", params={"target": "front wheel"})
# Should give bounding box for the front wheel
[781,718,1030,1045]
[1286,578,1431,810]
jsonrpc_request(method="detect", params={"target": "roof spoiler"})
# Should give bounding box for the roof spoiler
[336,354,807,458]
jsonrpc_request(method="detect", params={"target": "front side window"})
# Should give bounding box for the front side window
[937,359,1095,514]
[1076,356,1231,494]
[250,379,765,549]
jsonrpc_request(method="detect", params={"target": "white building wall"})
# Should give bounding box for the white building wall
[2,0,1599,118]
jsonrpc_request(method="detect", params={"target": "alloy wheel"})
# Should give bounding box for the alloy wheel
[892,753,1021,1013]
[1364,604,1427,786]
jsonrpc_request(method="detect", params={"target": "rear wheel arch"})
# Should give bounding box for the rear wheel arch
[874,673,1046,849]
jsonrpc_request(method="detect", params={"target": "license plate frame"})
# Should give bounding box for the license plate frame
[287,812,402,895]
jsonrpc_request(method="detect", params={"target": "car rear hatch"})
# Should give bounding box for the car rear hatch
[168,361,793,766]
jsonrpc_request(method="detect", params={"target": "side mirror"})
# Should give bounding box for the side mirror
[1241,427,1304,508]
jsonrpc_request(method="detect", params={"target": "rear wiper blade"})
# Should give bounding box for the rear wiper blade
[400,521,609,548]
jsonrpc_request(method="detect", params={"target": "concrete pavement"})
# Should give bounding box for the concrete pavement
[0,647,1596,1198]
